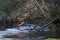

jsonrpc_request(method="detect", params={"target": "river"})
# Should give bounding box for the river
[0,23,51,40]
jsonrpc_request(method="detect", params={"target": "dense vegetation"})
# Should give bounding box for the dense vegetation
[0,0,60,38]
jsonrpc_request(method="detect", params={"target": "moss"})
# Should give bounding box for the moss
[47,38,56,40]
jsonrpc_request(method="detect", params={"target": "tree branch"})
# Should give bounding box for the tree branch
[41,16,60,30]
[34,0,48,18]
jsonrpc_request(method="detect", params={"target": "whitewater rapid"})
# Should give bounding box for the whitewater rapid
[0,24,51,38]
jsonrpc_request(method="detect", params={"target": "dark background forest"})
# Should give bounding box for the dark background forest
[0,0,60,39]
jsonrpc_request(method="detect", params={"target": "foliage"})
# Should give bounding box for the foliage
[0,11,6,19]
[0,0,60,37]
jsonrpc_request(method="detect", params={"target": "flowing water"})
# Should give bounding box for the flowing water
[0,23,51,40]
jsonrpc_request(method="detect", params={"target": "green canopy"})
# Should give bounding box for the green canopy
[0,11,6,20]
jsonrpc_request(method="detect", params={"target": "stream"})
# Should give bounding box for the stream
[0,23,51,40]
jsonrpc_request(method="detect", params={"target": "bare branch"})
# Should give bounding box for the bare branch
[43,16,60,28]
[42,0,45,4]
[40,16,60,31]
[34,0,48,17]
